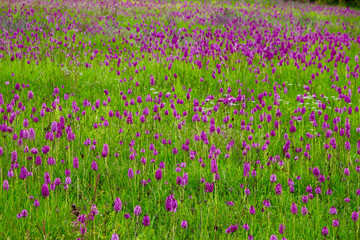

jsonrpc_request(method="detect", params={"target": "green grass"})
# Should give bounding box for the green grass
[0,0,360,239]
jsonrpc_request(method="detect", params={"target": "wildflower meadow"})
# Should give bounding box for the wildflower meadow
[1,0,360,239]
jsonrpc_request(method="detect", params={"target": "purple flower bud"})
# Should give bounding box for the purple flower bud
[134,205,142,216]
[73,157,79,169]
[21,209,28,218]
[54,178,61,186]
[332,219,339,227]
[128,168,134,179]
[275,183,282,195]
[322,226,329,236]
[291,203,298,214]
[44,172,51,184]
[142,215,150,226]
[102,144,109,158]
[65,169,71,176]
[65,176,72,185]
[301,206,308,216]
[210,159,219,173]
[155,169,162,181]
[279,223,285,235]
[41,184,49,198]
[19,166,28,180]
[270,174,277,182]
[205,182,214,193]
[352,211,359,222]
[249,206,256,215]
[11,151,17,162]
[181,220,188,228]
[23,118,29,128]
[111,233,119,240]
[3,180,9,191]
[329,206,337,215]
[243,223,249,231]
[263,200,271,207]
[114,198,122,212]
[91,161,98,171]
[165,194,178,213]
[42,145,50,154]
[34,199,40,207]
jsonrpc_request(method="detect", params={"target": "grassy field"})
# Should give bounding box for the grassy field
[1,0,360,239]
